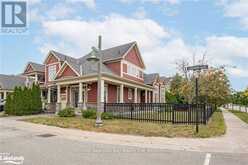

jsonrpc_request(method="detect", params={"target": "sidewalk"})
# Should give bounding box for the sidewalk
[1,108,248,153]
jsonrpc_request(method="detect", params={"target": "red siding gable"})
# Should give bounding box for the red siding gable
[57,65,78,79]
[24,64,34,73]
[124,47,144,69]
[46,54,59,64]
[106,62,121,76]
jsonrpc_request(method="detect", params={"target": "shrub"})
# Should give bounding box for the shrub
[101,112,113,120]
[82,109,96,119]
[5,84,42,116]
[58,108,75,117]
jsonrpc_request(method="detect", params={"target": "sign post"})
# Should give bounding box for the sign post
[186,65,208,133]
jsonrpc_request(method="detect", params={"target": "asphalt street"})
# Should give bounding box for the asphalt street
[0,122,247,165]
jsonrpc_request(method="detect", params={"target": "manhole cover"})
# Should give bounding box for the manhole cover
[37,133,56,138]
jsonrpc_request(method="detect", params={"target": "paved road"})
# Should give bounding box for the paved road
[0,115,248,165]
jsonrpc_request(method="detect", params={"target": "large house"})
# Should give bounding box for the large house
[1,41,169,113]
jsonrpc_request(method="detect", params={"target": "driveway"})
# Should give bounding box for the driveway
[0,108,248,164]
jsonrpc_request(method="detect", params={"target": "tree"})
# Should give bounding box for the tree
[199,68,231,106]
[5,83,42,115]
[169,73,186,103]
[169,68,231,106]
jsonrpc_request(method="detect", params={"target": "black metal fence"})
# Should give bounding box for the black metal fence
[104,103,214,125]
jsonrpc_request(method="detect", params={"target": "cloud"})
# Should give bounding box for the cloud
[65,0,96,9]
[205,36,248,65]
[118,0,180,5]
[41,14,170,54]
[133,7,147,19]
[30,0,96,23]
[219,0,248,29]
[228,67,248,78]
[39,13,248,78]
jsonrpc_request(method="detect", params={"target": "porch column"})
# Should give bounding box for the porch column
[56,85,61,113]
[78,82,83,109]
[100,80,105,103]
[149,91,151,103]
[47,87,51,104]
[3,91,7,100]
[66,86,70,107]
[35,74,38,84]
[120,84,124,103]
[145,90,148,103]
[134,88,137,103]
[83,84,87,110]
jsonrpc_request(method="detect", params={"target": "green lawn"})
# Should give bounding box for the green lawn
[24,111,225,138]
[230,110,248,124]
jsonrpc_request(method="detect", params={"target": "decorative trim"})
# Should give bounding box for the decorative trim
[55,61,80,78]
[122,42,145,69]
[43,51,60,64]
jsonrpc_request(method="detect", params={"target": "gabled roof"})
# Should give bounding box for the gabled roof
[100,42,136,62]
[50,50,78,63]
[160,76,173,84]
[0,74,27,90]
[144,73,159,85]
[25,62,45,73]
[54,52,117,79]
[53,42,138,79]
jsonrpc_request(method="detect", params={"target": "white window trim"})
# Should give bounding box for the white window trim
[48,65,57,81]
[123,60,144,80]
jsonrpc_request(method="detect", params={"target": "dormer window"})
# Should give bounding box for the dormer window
[126,63,143,79]
[48,65,56,81]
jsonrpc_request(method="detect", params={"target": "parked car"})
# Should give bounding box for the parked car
[0,99,6,112]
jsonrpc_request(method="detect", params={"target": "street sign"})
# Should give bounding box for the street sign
[186,65,208,71]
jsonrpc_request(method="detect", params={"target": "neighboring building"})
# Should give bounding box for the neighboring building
[0,74,34,100]
[160,76,173,91]
[144,73,167,103]
[3,41,171,113]
[23,62,45,84]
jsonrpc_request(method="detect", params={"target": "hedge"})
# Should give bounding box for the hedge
[5,84,42,116]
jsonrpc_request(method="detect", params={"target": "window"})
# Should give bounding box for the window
[48,65,57,81]
[127,63,142,78]
[128,88,133,100]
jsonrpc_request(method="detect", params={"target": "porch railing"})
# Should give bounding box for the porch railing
[104,103,214,125]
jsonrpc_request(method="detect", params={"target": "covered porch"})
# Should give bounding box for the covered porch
[47,75,153,113]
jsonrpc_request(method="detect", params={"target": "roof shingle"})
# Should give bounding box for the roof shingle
[0,74,27,90]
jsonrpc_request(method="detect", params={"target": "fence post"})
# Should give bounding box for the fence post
[131,104,134,120]
[204,104,207,124]
[104,103,106,112]
[196,104,199,133]
[172,104,175,124]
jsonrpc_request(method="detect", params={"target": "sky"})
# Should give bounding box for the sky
[0,0,248,91]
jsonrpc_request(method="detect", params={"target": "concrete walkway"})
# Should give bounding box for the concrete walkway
[1,108,248,154]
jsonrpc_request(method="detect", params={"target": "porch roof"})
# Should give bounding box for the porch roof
[53,73,154,91]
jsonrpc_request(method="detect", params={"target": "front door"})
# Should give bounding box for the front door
[73,90,79,108]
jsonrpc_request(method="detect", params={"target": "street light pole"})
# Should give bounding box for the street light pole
[195,73,199,133]
[86,35,103,127]
[96,35,103,127]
